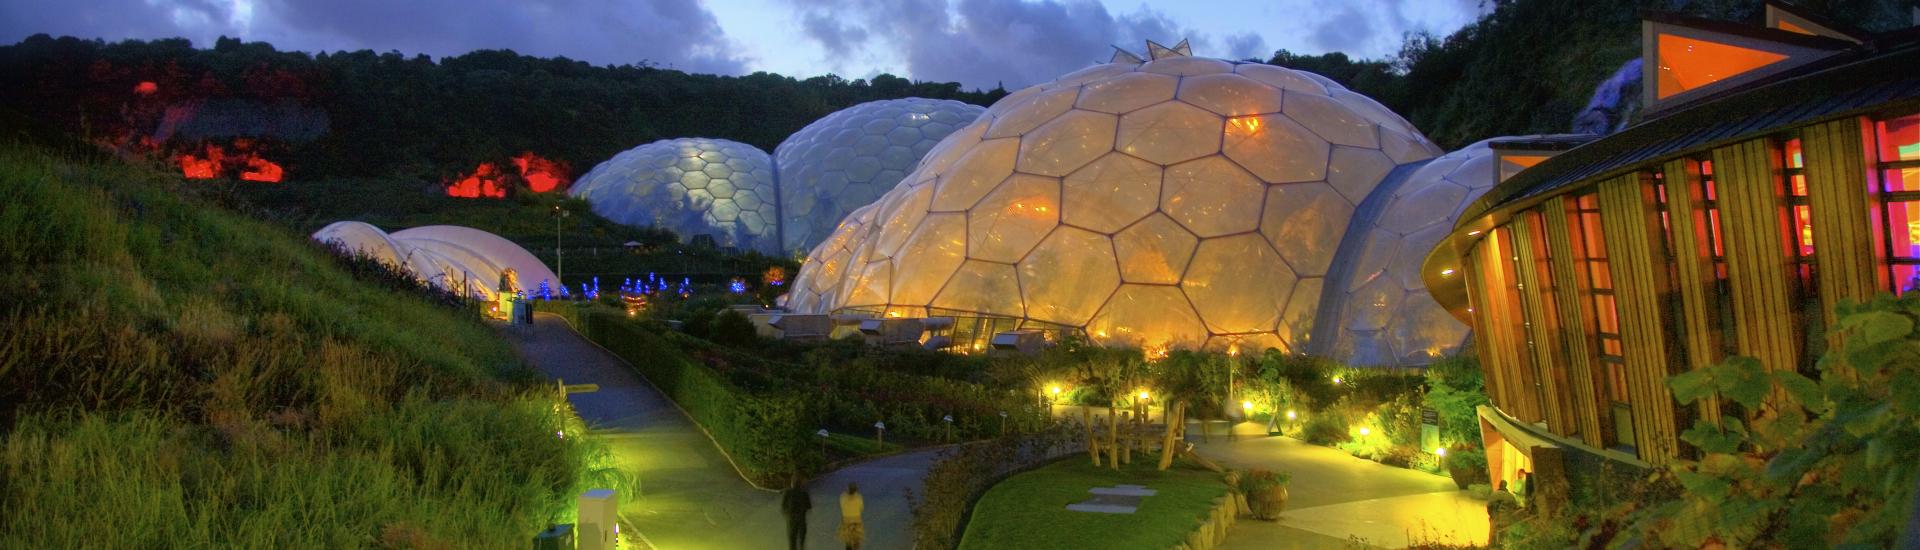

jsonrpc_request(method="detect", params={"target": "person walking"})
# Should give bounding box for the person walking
[781,476,812,550]
[837,482,865,550]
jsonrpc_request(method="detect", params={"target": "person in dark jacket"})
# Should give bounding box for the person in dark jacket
[782,476,812,550]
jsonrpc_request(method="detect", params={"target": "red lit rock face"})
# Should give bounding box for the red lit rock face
[134,81,158,95]
[511,152,571,193]
[447,162,507,198]
[175,143,284,182]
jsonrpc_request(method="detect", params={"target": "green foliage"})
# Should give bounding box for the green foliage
[1424,355,1489,449]
[1301,410,1351,446]
[0,137,590,545]
[1522,293,1920,547]
[710,308,758,347]
[1238,468,1292,495]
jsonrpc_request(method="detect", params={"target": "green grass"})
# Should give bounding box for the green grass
[0,133,614,547]
[958,458,1230,550]
[822,431,905,458]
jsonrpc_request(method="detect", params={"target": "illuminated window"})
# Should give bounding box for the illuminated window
[1691,159,1737,359]
[1779,136,1822,377]
[1878,113,1920,294]
[1523,210,1578,431]
[1654,34,1788,100]
[1569,192,1632,449]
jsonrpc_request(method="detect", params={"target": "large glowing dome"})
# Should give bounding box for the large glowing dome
[313,222,558,301]
[571,138,780,253]
[774,98,987,254]
[784,43,1446,356]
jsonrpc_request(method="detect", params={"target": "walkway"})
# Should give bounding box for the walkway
[503,313,936,549]
[1050,406,1486,549]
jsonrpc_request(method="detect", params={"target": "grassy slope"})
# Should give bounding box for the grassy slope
[0,135,600,547]
[958,458,1229,550]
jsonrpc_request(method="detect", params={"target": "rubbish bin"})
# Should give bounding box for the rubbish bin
[531,523,573,550]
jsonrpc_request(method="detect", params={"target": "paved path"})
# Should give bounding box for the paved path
[1049,406,1486,549]
[503,313,936,550]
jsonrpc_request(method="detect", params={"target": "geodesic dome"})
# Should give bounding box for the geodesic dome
[775,98,987,254]
[312,222,557,301]
[784,45,1445,355]
[570,138,779,253]
[1328,135,1589,366]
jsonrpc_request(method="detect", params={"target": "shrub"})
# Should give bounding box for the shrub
[1423,355,1488,449]
[710,308,758,347]
[1300,410,1350,445]
[906,426,1075,549]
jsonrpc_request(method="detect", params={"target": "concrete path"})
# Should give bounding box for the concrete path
[503,313,937,550]
[1048,406,1486,549]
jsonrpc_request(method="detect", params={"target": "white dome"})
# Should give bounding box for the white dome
[312,221,407,268]
[1328,135,1587,366]
[570,138,779,253]
[774,98,987,254]
[785,52,1444,354]
[311,223,558,301]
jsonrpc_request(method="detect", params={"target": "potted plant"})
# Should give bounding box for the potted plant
[1445,445,1489,490]
[1240,469,1290,520]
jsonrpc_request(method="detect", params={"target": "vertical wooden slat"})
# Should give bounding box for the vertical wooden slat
[1511,214,1574,435]
[1464,243,1506,414]
[1714,139,1802,386]
[1599,173,1680,465]
[1660,158,1724,426]
[1542,196,1606,447]
[1475,230,1540,422]
[1803,118,1883,317]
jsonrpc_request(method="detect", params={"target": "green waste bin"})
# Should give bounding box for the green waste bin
[532,523,573,550]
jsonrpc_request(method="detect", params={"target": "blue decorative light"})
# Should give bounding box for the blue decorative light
[728,278,748,294]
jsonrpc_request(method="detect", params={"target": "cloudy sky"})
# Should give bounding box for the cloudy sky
[0,0,1485,90]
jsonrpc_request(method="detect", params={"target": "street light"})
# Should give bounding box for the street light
[550,205,569,286]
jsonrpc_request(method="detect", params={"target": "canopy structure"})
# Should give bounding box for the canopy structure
[570,138,781,253]
[312,222,557,301]
[774,98,986,254]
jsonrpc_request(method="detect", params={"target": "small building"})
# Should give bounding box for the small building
[1422,3,1919,509]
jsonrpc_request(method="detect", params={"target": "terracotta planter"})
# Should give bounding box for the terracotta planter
[1447,460,1486,490]
[1250,485,1288,520]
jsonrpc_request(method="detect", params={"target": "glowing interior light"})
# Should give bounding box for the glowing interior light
[1286,410,1297,420]
[1435,447,1447,457]
[1440,268,1456,276]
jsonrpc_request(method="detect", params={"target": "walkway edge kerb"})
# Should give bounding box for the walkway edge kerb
[540,312,780,493]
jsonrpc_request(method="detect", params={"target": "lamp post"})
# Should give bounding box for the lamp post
[551,205,569,286]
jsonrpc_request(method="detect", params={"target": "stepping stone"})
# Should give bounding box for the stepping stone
[1067,485,1155,514]
[1089,485,1157,497]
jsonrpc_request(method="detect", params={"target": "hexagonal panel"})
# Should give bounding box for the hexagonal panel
[1019,227,1119,326]
[1386,300,1471,364]
[1087,284,1207,350]
[1222,113,1329,184]
[1388,224,1450,290]
[1176,74,1283,117]
[1233,63,1329,96]
[1283,92,1378,148]
[968,174,1060,263]
[1077,72,1179,114]
[1378,182,1467,235]
[919,120,990,175]
[1161,156,1264,237]
[1117,102,1223,165]
[1017,110,1118,177]
[1278,277,1323,350]
[1061,153,1162,233]
[1380,127,1441,164]
[1260,182,1353,277]
[1344,275,1402,332]
[874,184,934,258]
[1182,234,1296,334]
[932,260,1025,317]
[890,213,968,306]
[986,87,1079,139]
[932,138,1020,212]
[845,260,891,307]
[1205,332,1288,354]
[1114,214,1197,284]
[1347,229,1399,291]
[1325,146,1395,205]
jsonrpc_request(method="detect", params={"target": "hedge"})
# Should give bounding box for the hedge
[561,306,818,486]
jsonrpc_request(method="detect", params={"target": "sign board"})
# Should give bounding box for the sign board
[1420,407,1439,426]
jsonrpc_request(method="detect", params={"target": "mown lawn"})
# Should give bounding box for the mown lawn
[959,457,1229,550]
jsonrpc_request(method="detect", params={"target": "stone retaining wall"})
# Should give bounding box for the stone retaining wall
[1172,493,1238,550]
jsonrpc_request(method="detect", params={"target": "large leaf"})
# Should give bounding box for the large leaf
[1774,370,1825,414]
[1682,419,1745,455]
[1715,357,1771,410]
[1670,367,1715,405]
[1843,311,1914,346]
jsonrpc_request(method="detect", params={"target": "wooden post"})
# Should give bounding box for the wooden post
[1159,402,1186,470]
[1085,407,1099,466]
[1120,411,1132,465]
[1107,405,1121,470]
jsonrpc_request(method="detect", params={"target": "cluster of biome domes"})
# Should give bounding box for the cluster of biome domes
[315,40,1586,368]
[771,41,1590,367]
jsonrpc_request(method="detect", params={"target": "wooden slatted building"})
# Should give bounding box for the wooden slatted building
[1421,3,1920,512]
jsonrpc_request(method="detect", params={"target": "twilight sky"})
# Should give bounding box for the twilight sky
[0,0,1485,90]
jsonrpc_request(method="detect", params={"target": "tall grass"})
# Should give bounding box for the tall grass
[0,137,603,546]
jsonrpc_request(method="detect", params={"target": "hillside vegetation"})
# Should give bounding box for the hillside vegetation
[0,129,606,546]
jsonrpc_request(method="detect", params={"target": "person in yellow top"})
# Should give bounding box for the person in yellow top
[837,482,865,550]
